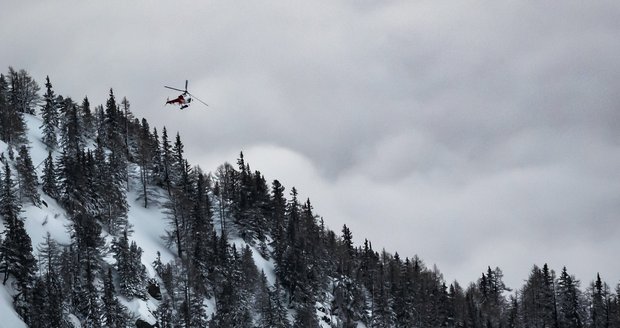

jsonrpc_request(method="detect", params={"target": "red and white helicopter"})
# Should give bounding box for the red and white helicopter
[165,80,208,109]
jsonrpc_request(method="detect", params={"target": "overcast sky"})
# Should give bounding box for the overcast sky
[2,0,620,289]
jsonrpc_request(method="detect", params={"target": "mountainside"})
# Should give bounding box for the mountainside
[1,68,619,328]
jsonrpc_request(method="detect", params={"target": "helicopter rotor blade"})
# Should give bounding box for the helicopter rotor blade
[185,80,188,92]
[165,85,186,92]
[187,92,209,107]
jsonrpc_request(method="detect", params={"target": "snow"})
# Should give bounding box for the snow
[0,114,179,326]
[0,280,28,328]
[1,113,337,327]
[19,115,73,248]
[126,186,176,276]
[118,295,159,325]
[229,237,277,286]
[22,195,72,248]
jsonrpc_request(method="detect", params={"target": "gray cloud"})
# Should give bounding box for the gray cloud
[2,0,620,288]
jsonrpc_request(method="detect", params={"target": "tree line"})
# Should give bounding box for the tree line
[0,67,619,327]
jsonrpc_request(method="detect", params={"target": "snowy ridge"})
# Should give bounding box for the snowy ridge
[3,113,340,327]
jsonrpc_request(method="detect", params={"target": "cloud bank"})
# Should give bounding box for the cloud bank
[2,0,620,287]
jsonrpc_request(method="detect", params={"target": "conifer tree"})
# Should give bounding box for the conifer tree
[270,179,287,262]
[590,273,612,328]
[556,266,584,328]
[35,233,65,328]
[340,224,354,276]
[16,145,41,206]
[269,280,292,327]
[120,97,132,157]
[188,171,214,296]
[255,272,291,328]
[160,126,173,193]
[80,96,94,139]
[1,69,29,145]
[102,267,131,328]
[0,162,37,322]
[478,266,509,327]
[294,302,321,328]
[8,67,40,115]
[505,294,520,328]
[0,73,9,142]
[30,277,51,328]
[447,281,467,328]
[172,132,190,191]
[72,212,104,327]
[164,188,188,259]
[104,88,123,153]
[40,76,59,150]
[59,97,82,156]
[155,296,174,328]
[103,150,129,235]
[150,127,163,183]
[112,230,147,299]
[137,118,155,208]
[0,162,37,287]
[521,264,558,328]
[41,150,59,199]
[371,263,396,328]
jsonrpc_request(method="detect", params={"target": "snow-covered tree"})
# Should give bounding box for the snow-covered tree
[40,76,59,150]
[0,162,37,322]
[112,230,147,299]
[16,145,41,206]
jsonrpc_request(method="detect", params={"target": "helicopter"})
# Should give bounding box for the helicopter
[165,80,208,109]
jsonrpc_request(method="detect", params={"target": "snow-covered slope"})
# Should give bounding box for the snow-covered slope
[0,113,291,327]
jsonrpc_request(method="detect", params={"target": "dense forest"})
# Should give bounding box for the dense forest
[0,67,619,327]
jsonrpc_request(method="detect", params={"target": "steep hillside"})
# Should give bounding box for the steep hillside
[1,70,619,328]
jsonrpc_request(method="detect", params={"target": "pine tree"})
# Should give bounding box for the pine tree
[506,294,520,328]
[447,281,467,328]
[33,233,65,327]
[256,273,291,328]
[155,296,174,328]
[160,126,173,193]
[188,171,214,296]
[16,145,41,206]
[294,302,320,328]
[103,150,129,235]
[137,118,155,208]
[40,76,59,150]
[0,162,37,287]
[72,212,104,327]
[0,162,37,322]
[172,132,190,191]
[590,273,612,328]
[478,266,509,327]
[112,230,147,299]
[340,224,354,276]
[270,280,292,327]
[102,267,131,328]
[30,276,51,328]
[0,73,10,142]
[41,150,59,199]
[2,69,29,145]
[7,67,40,115]
[557,266,583,328]
[80,96,94,139]
[120,96,132,157]
[270,179,287,261]
[104,88,123,153]
[57,147,89,213]
[59,97,82,156]
[521,264,558,328]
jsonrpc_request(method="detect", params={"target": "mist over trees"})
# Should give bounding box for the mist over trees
[0,67,619,327]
